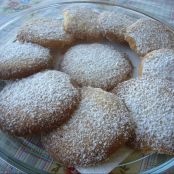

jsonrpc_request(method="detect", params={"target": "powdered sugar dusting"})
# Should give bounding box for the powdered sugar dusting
[0,41,50,63]
[0,70,80,136]
[98,11,137,42]
[17,18,74,47]
[0,41,51,79]
[42,87,132,166]
[60,43,132,90]
[141,49,174,81]
[64,7,102,41]
[113,78,174,154]
[125,19,174,56]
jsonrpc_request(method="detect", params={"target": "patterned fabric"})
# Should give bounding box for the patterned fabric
[0,0,174,173]
[1,0,174,27]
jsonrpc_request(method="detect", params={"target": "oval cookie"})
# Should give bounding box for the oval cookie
[64,7,102,41]
[113,78,174,155]
[0,70,80,136]
[139,49,174,81]
[0,41,52,80]
[60,43,132,91]
[125,19,174,56]
[98,11,137,43]
[42,87,132,166]
[17,18,74,48]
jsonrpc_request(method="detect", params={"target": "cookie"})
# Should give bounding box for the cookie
[125,19,174,56]
[139,49,174,81]
[60,43,132,91]
[64,7,102,41]
[0,41,52,80]
[112,78,174,154]
[42,87,132,166]
[0,70,80,136]
[98,11,137,43]
[17,18,74,48]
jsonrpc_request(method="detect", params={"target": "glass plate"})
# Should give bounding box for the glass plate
[0,1,173,174]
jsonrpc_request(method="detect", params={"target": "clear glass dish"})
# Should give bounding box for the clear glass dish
[0,1,173,173]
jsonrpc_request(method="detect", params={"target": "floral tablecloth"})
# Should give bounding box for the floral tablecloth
[0,0,174,174]
[1,0,174,27]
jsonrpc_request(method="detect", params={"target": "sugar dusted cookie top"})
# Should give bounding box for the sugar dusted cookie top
[98,11,137,43]
[139,49,174,81]
[0,41,52,80]
[42,87,133,166]
[125,19,174,56]
[113,78,174,154]
[17,18,74,48]
[64,7,102,41]
[0,70,80,136]
[60,43,132,90]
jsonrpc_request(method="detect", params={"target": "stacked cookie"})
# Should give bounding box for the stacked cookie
[0,6,173,167]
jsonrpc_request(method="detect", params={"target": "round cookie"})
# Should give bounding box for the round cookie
[64,7,102,41]
[125,19,174,56]
[0,70,80,136]
[112,78,174,154]
[42,87,132,166]
[139,49,174,81]
[17,18,74,48]
[60,43,132,91]
[98,11,137,43]
[0,41,52,80]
